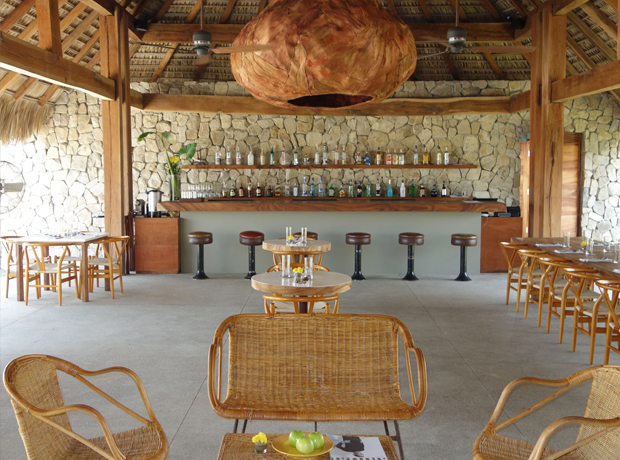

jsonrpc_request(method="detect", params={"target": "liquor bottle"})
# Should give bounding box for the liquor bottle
[285,179,290,197]
[314,144,320,165]
[280,147,286,166]
[318,177,325,197]
[400,179,406,197]
[385,149,392,166]
[341,149,346,165]
[376,148,383,165]
[339,184,346,198]
[302,177,308,197]
[247,149,254,166]
[274,184,281,197]
[222,185,228,198]
[409,180,417,198]
[348,181,354,197]
[247,179,253,198]
[303,149,309,165]
[310,178,316,197]
[364,151,371,165]
[334,145,340,166]
[229,185,236,198]
[441,181,448,197]
[225,148,232,165]
[365,183,373,197]
[355,151,362,164]
[293,180,299,197]
[399,149,405,165]
[436,151,442,166]
[419,185,426,197]
[270,147,275,165]
[236,146,242,165]
[259,148,265,166]
[413,145,419,165]
[386,179,393,198]
[356,182,363,197]
[444,147,450,166]
[322,145,328,165]
[266,184,274,197]
[293,147,299,166]
[215,147,221,165]
[328,182,335,197]
[422,148,429,165]
[375,177,381,197]
[256,182,262,198]
[238,182,244,197]
[430,186,438,197]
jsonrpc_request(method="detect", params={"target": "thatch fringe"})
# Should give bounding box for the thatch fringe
[0,94,52,145]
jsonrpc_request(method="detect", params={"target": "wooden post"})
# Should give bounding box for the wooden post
[99,6,133,236]
[35,0,62,55]
[528,7,566,237]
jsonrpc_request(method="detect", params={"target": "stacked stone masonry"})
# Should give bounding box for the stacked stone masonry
[1,80,619,241]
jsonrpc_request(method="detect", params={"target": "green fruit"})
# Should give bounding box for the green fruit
[296,436,314,455]
[307,432,324,449]
[289,430,305,447]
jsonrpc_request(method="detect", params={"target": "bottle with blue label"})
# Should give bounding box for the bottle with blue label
[364,151,371,165]
[386,179,393,198]
[310,178,316,197]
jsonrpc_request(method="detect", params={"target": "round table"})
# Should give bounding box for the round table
[251,270,351,313]
[262,239,332,272]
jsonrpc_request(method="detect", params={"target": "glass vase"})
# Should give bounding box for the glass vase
[168,173,181,201]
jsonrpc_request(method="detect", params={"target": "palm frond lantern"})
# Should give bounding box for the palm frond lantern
[230,0,417,109]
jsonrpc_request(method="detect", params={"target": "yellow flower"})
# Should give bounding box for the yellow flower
[293,267,303,273]
[287,235,294,240]
[252,432,268,444]
[580,241,587,246]
[170,156,180,163]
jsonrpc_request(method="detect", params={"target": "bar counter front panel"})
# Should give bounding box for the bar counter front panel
[162,198,504,277]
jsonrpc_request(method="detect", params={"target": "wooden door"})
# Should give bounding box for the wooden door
[520,133,582,236]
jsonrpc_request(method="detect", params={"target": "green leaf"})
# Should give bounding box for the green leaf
[137,131,155,142]
[162,132,174,143]
[177,143,197,160]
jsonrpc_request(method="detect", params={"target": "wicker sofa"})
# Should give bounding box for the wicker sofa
[208,314,427,459]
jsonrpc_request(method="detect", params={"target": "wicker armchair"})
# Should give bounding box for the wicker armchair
[473,365,620,460]
[209,314,427,460]
[4,355,168,460]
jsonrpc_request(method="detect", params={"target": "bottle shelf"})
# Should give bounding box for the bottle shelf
[184,164,476,170]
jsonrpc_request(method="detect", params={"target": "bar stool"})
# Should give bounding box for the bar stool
[239,231,264,279]
[188,231,212,280]
[346,232,371,280]
[451,234,477,281]
[398,232,424,281]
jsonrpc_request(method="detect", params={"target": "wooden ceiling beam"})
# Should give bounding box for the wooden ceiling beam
[602,0,618,13]
[478,0,502,21]
[186,0,203,23]
[567,12,616,61]
[579,2,617,40]
[61,10,99,52]
[442,54,458,79]
[552,58,620,101]
[0,72,21,94]
[418,0,433,22]
[142,22,516,44]
[141,94,512,116]
[12,77,38,99]
[152,0,176,22]
[0,31,114,100]
[0,0,36,32]
[552,0,589,15]
[35,0,63,55]
[130,0,150,16]
[509,90,530,112]
[220,0,239,23]
[505,0,529,17]
[482,52,506,79]
[447,0,468,22]
[150,44,178,81]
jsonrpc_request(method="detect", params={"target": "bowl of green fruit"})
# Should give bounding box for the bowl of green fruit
[271,430,333,458]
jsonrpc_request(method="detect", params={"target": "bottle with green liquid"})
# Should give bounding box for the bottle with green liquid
[409,179,417,198]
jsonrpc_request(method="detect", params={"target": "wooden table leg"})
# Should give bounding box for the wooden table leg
[16,243,24,302]
[81,242,89,302]
[104,241,111,291]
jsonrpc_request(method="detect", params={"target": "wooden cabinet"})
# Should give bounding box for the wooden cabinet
[134,217,180,274]
[480,217,523,272]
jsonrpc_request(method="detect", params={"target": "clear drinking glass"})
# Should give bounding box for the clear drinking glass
[603,239,611,253]
[563,231,570,248]
[586,238,594,255]
[614,244,620,264]
[301,227,308,244]
[286,227,292,245]
[304,256,314,280]
[281,254,291,277]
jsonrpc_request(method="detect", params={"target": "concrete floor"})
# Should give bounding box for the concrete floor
[1,272,617,460]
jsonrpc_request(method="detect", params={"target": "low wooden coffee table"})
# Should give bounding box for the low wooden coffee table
[217,433,399,459]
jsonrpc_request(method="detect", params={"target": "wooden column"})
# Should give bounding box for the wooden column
[99,6,133,236]
[35,0,62,55]
[528,7,566,237]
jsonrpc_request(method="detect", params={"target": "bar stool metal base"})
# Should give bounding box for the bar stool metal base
[193,245,209,280]
[455,246,472,281]
[402,245,419,281]
[351,244,366,280]
[244,246,257,280]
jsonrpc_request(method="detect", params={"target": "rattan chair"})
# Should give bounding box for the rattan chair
[523,253,568,326]
[515,248,545,312]
[571,271,608,364]
[1,236,41,299]
[3,354,168,460]
[87,236,129,299]
[500,242,529,305]
[209,314,427,460]
[473,365,620,460]
[594,280,620,365]
[23,243,78,306]
[558,268,600,344]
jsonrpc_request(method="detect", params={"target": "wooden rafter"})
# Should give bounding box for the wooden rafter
[0,72,20,94]
[418,0,433,22]
[482,52,506,79]
[61,10,99,52]
[579,2,617,40]
[151,45,178,82]
[505,0,529,17]
[602,0,617,13]
[35,0,62,55]
[442,54,458,79]
[187,0,203,23]
[152,0,176,22]
[12,77,37,99]
[220,0,239,23]
[130,0,150,15]
[567,12,616,61]
[551,0,589,15]
[0,0,36,32]
[552,58,620,101]
[447,0,468,22]
[478,0,502,20]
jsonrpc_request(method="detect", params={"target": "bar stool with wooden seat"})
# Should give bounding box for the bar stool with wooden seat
[596,280,620,364]
[451,233,477,281]
[188,231,212,280]
[570,270,607,364]
[346,232,371,280]
[499,242,529,305]
[239,231,264,279]
[399,232,424,281]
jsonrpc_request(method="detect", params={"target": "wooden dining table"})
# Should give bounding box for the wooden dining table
[511,237,620,278]
[251,270,351,313]
[9,233,109,303]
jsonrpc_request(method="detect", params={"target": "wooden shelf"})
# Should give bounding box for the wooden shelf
[184,164,477,170]
[160,197,506,213]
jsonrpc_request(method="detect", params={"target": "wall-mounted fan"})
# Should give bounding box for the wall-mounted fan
[418,0,534,59]
[0,161,25,214]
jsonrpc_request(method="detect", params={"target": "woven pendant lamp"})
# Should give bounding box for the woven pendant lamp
[230,0,417,110]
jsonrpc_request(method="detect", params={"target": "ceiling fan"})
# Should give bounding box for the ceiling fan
[130,0,271,66]
[417,0,534,59]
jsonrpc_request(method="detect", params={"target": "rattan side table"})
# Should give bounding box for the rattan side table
[217,433,400,459]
